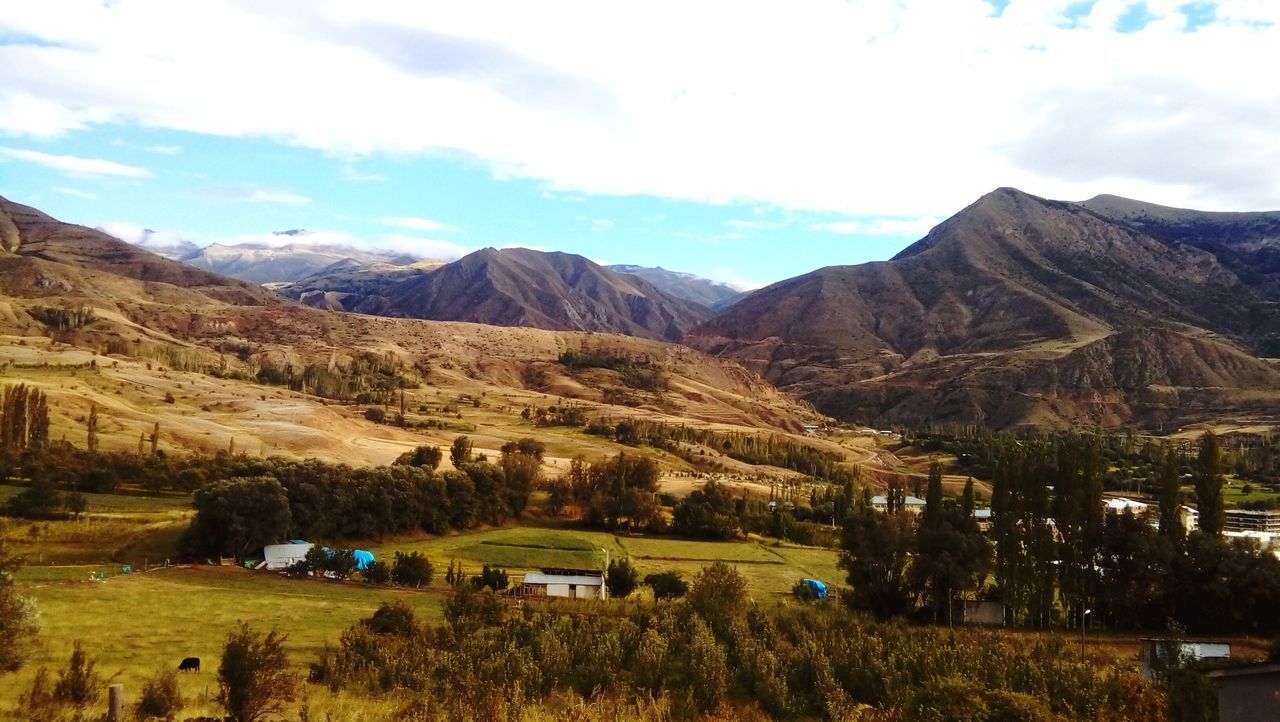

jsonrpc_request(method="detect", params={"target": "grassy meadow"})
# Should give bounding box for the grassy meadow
[1,487,843,718]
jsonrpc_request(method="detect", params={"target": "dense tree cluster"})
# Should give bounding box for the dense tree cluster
[321,562,1162,720]
[179,438,540,558]
[0,385,49,454]
[844,432,1280,636]
[583,419,856,482]
[253,351,415,404]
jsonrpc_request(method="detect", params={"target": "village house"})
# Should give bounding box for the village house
[516,568,608,600]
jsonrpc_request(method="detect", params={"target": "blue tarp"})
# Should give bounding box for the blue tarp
[801,578,828,599]
[353,550,375,571]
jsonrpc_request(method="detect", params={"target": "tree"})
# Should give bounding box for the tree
[391,551,434,587]
[181,477,292,558]
[2,479,63,519]
[839,501,915,620]
[687,562,748,635]
[218,624,295,722]
[643,571,689,600]
[0,537,40,672]
[606,557,639,598]
[1,384,49,452]
[393,445,443,470]
[1158,445,1185,541]
[1195,432,1225,537]
[136,668,183,721]
[361,560,391,585]
[150,421,160,456]
[86,402,98,454]
[450,436,473,468]
[581,452,660,530]
[471,564,509,591]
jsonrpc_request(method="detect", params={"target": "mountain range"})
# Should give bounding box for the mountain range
[687,188,1280,428]
[6,187,1280,430]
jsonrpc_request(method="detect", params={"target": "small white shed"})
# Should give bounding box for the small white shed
[262,543,314,571]
[519,571,607,600]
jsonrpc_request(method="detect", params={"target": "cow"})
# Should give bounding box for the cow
[178,657,200,673]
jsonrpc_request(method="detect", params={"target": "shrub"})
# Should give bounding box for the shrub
[361,560,391,585]
[643,571,689,600]
[606,557,639,599]
[218,624,295,722]
[392,551,434,588]
[364,407,386,423]
[54,641,102,709]
[471,564,509,591]
[792,579,822,602]
[136,668,184,720]
[363,601,417,637]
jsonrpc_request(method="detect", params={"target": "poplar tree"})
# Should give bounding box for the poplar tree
[86,402,98,454]
[1195,432,1225,536]
[1158,445,1185,541]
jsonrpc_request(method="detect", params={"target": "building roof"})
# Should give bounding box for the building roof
[1105,497,1149,511]
[871,495,927,506]
[1205,663,1280,679]
[523,572,605,586]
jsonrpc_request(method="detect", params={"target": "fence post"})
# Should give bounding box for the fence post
[107,683,124,721]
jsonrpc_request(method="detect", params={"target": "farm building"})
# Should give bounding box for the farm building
[1206,663,1280,722]
[261,542,313,571]
[517,569,607,600]
[871,494,927,514]
[1139,639,1231,680]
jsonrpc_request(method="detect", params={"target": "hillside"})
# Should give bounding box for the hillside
[0,195,827,470]
[688,188,1280,429]
[179,236,422,284]
[285,247,712,342]
[0,195,278,308]
[608,264,744,310]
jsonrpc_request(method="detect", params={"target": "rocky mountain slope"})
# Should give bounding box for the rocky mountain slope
[688,188,1280,429]
[285,247,712,342]
[0,195,277,308]
[608,264,744,310]
[179,235,421,284]
[0,195,818,463]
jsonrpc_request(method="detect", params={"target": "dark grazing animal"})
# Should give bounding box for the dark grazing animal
[178,657,200,673]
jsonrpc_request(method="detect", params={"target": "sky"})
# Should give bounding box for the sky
[0,0,1277,290]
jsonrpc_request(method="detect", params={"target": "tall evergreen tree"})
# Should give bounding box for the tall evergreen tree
[86,402,98,454]
[1195,432,1225,537]
[1158,445,1185,541]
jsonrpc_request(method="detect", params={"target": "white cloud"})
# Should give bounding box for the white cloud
[382,215,456,232]
[811,216,944,237]
[1,2,1278,215]
[203,187,312,205]
[591,219,614,231]
[51,185,97,200]
[706,267,765,292]
[381,234,471,260]
[145,144,181,154]
[727,219,785,230]
[0,146,151,178]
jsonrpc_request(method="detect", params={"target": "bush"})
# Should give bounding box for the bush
[361,560,391,585]
[136,668,184,720]
[363,601,417,637]
[606,557,639,599]
[364,407,387,423]
[393,445,443,470]
[471,564,509,591]
[392,551,434,588]
[643,571,688,600]
[218,623,295,722]
[0,538,41,672]
[54,641,102,709]
[792,579,822,602]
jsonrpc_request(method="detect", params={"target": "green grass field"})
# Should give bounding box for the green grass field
[1,488,842,718]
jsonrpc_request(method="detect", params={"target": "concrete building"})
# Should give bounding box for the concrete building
[1206,663,1280,722]
[1224,508,1280,533]
[1139,639,1231,680]
[517,569,607,600]
[871,495,927,514]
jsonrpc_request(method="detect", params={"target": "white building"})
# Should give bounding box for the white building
[518,569,608,600]
[871,495,927,514]
[261,542,313,571]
